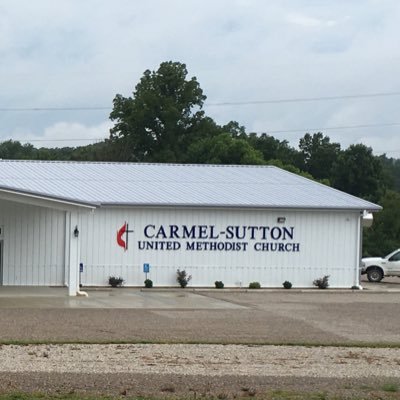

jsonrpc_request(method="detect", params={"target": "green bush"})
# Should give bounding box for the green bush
[283,280,292,289]
[313,275,330,289]
[248,281,261,289]
[144,279,153,288]
[177,269,192,288]
[108,276,124,288]
[215,281,224,289]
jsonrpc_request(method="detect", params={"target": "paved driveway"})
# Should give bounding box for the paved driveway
[0,285,399,345]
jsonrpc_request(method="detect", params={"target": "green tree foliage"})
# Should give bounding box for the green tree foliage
[298,132,340,180]
[68,141,116,161]
[265,158,325,182]
[247,133,302,167]
[0,139,115,162]
[331,144,385,202]
[109,61,208,162]
[187,132,265,165]
[220,121,247,138]
[363,190,400,256]
[0,140,36,159]
[379,154,400,192]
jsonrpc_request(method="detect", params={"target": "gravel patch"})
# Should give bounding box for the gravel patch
[1,344,399,379]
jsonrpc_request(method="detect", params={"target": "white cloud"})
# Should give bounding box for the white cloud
[0,0,399,158]
[16,121,111,148]
[286,13,339,28]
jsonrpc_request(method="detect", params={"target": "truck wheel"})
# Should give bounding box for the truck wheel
[367,268,383,282]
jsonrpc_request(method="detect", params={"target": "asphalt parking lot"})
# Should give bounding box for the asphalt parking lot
[0,278,399,345]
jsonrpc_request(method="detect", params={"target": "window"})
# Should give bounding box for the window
[389,252,400,262]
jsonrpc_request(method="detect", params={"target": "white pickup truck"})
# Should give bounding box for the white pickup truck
[361,249,400,282]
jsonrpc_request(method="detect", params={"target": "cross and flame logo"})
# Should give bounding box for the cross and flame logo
[116,222,134,251]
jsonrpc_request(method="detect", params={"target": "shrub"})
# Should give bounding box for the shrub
[109,276,124,288]
[351,285,360,290]
[248,281,261,289]
[144,279,153,288]
[215,281,224,289]
[313,275,330,289]
[177,269,192,288]
[283,280,292,289]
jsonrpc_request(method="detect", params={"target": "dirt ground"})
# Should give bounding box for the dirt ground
[1,371,399,399]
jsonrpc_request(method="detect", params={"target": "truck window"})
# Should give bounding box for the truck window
[389,252,400,262]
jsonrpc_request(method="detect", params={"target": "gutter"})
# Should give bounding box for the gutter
[99,202,382,212]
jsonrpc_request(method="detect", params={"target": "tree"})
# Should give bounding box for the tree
[298,132,340,180]
[109,61,208,162]
[220,121,247,138]
[331,144,385,202]
[0,140,36,159]
[379,154,400,192]
[266,158,322,182]
[247,133,302,168]
[363,190,400,256]
[186,133,265,165]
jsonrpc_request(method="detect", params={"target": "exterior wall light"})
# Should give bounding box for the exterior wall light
[277,217,286,223]
[73,226,79,237]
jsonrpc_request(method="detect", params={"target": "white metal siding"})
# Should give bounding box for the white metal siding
[80,207,360,288]
[0,200,65,285]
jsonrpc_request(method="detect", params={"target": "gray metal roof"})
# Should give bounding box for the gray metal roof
[0,160,381,211]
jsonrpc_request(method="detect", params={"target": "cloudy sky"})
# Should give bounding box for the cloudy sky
[0,0,399,157]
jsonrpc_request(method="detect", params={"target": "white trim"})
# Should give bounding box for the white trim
[64,212,70,286]
[355,213,362,288]
[0,189,97,211]
[67,211,81,296]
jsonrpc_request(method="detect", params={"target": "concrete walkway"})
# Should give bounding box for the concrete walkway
[0,286,246,309]
[0,278,400,309]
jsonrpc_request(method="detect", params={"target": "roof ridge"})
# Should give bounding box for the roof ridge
[0,159,274,168]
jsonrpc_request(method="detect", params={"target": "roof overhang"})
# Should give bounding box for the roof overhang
[0,187,98,211]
